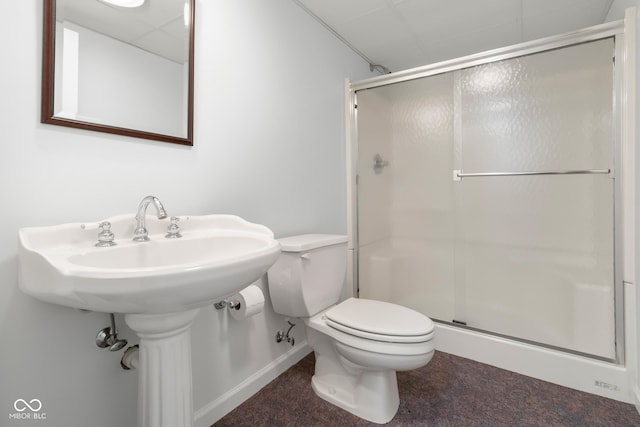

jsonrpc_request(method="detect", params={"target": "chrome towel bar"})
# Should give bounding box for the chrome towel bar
[453,168,611,181]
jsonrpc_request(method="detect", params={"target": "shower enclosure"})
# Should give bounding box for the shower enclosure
[350,24,626,362]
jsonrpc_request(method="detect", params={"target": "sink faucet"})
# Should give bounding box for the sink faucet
[133,196,168,242]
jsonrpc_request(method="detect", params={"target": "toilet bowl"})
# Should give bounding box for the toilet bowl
[268,234,435,424]
[306,298,434,423]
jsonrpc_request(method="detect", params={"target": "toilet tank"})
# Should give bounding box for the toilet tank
[268,234,348,317]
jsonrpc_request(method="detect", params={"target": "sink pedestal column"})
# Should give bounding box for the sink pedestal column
[125,309,200,427]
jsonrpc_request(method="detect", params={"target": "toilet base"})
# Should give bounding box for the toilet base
[311,353,400,424]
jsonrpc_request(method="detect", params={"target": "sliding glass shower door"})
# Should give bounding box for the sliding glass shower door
[356,38,616,359]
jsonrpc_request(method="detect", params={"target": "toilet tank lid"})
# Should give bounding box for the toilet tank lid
[278,234,347,252]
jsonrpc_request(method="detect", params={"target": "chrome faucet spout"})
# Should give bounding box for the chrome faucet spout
[133,196,168,242]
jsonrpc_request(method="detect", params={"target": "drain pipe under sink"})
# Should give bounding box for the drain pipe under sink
[120,345,140,370]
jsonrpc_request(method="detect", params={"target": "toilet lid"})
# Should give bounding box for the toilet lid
[324,298,434,343]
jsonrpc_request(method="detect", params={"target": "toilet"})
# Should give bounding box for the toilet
[268,234,435,424]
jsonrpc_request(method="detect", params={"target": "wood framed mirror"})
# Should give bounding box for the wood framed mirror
[42,0,194,146]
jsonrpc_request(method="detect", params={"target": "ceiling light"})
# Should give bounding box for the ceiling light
[99,0,145,8]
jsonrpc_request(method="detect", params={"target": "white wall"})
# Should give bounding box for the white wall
[0,1,374,426]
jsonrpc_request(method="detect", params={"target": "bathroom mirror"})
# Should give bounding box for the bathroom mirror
[41,0,194,145]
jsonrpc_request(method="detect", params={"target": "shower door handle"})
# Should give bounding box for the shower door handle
[452,168,611,181]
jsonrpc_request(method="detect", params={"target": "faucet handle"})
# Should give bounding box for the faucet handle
[165,216,182,239]
[95,221,117,247]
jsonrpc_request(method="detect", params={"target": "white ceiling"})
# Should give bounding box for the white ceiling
[294,0,615,72]
[59,0,188,63]
[58,0,614,71]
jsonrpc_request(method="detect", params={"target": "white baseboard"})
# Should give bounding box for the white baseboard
[435,324,632,403]
[194,343,312,427]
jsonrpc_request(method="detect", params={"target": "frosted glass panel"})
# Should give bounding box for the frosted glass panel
[457,39,613,172]
[458,176,614,357]
[357,74,456,321]
[456,38,614,358]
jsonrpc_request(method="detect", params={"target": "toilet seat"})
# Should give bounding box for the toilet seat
[308,310,434,357]
[324,298,434,344]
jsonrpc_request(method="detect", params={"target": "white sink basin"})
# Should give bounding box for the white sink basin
[18,214,281,314]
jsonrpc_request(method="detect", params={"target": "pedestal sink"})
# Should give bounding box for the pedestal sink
[18,214,281,427]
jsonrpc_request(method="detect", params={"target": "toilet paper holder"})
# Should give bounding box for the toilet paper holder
[213,299,240,311]
[214,284,265,320]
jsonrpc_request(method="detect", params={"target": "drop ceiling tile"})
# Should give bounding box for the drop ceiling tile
[134,29,185,63]
[120,0,185,29]
[296,0,388,26]
[63,2,154,42]
[162,16,189,41]
[396,0,520,39]
[521,0,612,40]
[370,40,429,71]
[62,0,186,61]
[333,7,423,60]
[294,0,615,74]
[522,0,611,22]
[522,15,600,41]
[420,19,521,66]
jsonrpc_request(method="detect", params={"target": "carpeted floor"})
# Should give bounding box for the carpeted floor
[214,351,640,426]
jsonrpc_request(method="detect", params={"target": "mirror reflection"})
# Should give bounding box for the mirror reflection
[42,0,194,145]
